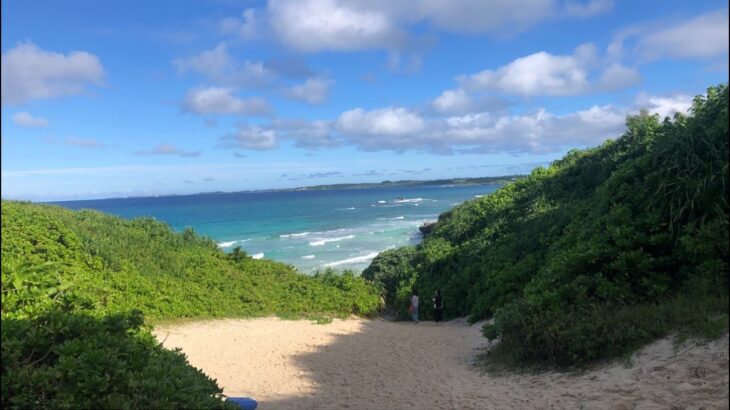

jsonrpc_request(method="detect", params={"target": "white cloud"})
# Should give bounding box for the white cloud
[432,89,474,114]
[458,49,592,96]
[431,89,512,115]
[432,105,627,153]
[336,107,425,136]
[283,77,334,104]
[264,0,612,52]
[636,10,729,61]
[134,144,201,157]
[173,42,276,88]
[564,0,614,18]
[596,63,641,91]
[219,8,260,40]
[210,88,699,155]
[416,0,555,34]
[635,93,693,119]
[182,87,271,116]
[270,118,339,148]
[226,125,278,150]
[1,42,104,105]
[268,0,402,52]
[456,43,641,97]
[12,112,48,127]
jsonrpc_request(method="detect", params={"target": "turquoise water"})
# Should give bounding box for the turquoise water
[53,184,499,273]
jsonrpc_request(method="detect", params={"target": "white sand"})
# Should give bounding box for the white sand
[154,318,729,410]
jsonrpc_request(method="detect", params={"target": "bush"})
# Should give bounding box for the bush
[365,84,730,367]
[1,199,383,407]
[1,309,237,410]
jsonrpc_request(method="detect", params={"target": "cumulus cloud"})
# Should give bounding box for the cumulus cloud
[432,89,473,114]
[12,112,48,127]
[224,125,278,150]
[174,43,276,89]
[456,43,639,96]
[268,0,404,52]
[219,8,260,40]
[1,42,104,105]
[431,89,510,115]
[65,137,105,148]
[634,93,693,119]
[283,77,334,104]
[264,0,612,52]
[564,0,614,18]
[336,107,425,137]
[135,144,201,157]
[269,118,339,149]
[609,9,729,63]
[596,63,642,91]
[182,87,271,116]
[457,46,593,96]
[636,10,729,61]
[415,0,555,34]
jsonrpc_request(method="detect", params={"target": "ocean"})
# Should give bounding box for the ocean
[52,184,500,273]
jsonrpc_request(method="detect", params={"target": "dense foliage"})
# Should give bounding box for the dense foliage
[1,202,382,408]
[364,84,729,367]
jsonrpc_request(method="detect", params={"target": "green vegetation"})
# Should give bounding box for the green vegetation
[1,201,382,408]
[364,84,729,367]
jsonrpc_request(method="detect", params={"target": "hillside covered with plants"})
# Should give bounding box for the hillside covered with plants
[1,202,381,408]
[364,84,729,367]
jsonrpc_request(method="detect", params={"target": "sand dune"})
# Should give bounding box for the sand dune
[154,318,728,410]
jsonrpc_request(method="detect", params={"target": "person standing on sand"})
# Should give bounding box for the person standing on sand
[433,289,443,324]
[410,291,419,323]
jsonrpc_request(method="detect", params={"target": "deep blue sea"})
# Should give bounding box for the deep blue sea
[52,184,499,273]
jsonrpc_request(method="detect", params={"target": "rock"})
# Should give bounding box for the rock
[419,222,437,236]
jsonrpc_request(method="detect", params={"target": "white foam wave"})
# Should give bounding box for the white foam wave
[323,251,380,267]
[377,200,386,204]
[475,195,485,198]
[251,252,264,259]
[302,255,316,259]
[217,238,251,248]
[336,207,356,210]
[280,232,310,238]
[378,216,405,220]
[394,197,423,203]
[309,235,355,246]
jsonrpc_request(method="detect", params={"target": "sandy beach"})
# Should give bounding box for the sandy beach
[154,318,729,410]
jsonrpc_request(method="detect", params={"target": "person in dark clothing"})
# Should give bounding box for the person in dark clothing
[433,289,443,324]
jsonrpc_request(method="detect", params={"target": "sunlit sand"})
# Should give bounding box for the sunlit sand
[155,318,728,409]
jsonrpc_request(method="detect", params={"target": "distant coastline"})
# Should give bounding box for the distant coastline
[48,175,525,203]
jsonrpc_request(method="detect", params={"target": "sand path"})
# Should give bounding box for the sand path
[154,318,728,409]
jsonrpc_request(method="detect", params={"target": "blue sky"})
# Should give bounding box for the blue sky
[2,0,727,201]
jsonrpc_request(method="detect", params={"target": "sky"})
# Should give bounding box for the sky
[1,0,728,201]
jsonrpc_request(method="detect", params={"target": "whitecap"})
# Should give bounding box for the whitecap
[377,200,387,204]
[251,252,264,259]
[323,251,380,267]
[336,207,356,210]
[309,234,356,246]
[393,197,423,203]
[218,238,253,248]
[302,255,316,259]
[280,232,310,238]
